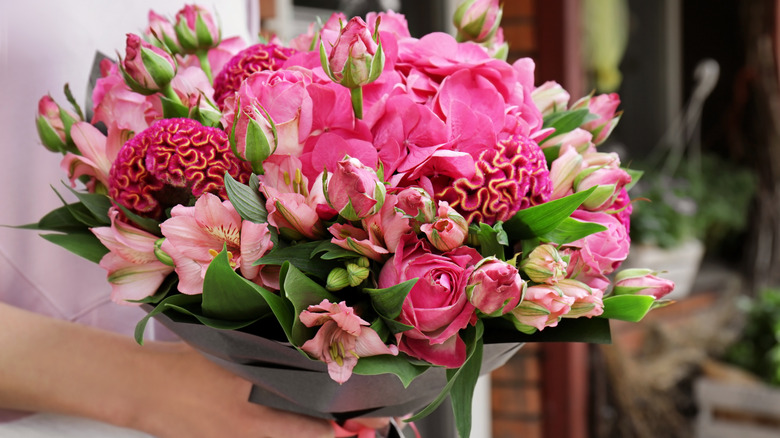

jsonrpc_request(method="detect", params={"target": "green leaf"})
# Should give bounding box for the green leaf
[408,321,484,424]
[482,317,612,344]
[539,217,607,245]
[164,302,261,330]
[50,187,106,228]
[311,240,361,260]
[543,145,561,166]
[135,294,202,344]
[63,185,112,225]
[63,83,85,121]
[363,279,417,320]
[224,173,268,223]
[201,246,272,321]
[40,232,108,264]
[450,326,484,438]
[542,108,596,135]
[471,222,508,259]
[503,187,596,242]
[624,168,643,192]
[255,241,336,279]
[160,95,190,119]
[115,205,161,236]
[13,204,87,233]
[279,262,338,346]
[599,295,656,322]
[352,353,430,388]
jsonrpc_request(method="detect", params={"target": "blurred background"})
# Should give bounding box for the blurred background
[257,0,780,436]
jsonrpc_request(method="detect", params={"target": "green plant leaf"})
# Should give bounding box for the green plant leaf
[352,353,430,388]
[50,187,107,228]
[503,187,596,241]
[135,294,202,344]
[599,295,656,322]
[255,241,336,279]
[224,173,268,223]
[450,325,484,438]
[13,204,87,233]
[279,262,338,346]
[543,145,561,166]
[63,185,112,225]
[311,240,361,260]
[201,246,272,321]
[40,232,108,264]
[160,95,190,119]
[407,321,484,426]
[543,108,597,134]
[471,222,508,259]
[116,204,162,236]
[539,217,607,245]
[363,279,417,320]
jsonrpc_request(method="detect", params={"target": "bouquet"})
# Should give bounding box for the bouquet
[27,1,675,436]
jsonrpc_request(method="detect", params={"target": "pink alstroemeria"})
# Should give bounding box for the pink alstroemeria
[613,269,675,300]
[160,193,273,294]
[263,185,325,240]
[61,122,129,191]
[300,300,398,384]
[328,223,389,262]
[420,201,469,252]
[92,208,174,303]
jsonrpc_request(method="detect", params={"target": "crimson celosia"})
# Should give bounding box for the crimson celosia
[108,118,251,219]
[212,43,297,109]
[439,134,552,225]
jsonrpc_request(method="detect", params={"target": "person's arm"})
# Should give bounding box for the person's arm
[0,302,333,438]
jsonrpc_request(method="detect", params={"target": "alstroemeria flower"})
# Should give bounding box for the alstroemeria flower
[61,121,130,192]
[92,208,173,303]
[262,185,325,240]
[160,193,273,295]
[301,300,398,384]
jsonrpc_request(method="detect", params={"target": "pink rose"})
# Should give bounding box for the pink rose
[508,284,575,332]
[121,33,177,94]
[467,257,525,315]
[326,17,381,88]
[420,201,469,252]
[564,210,630,290]
[378,234,481,368]
[614,269,675,300]
[326,157,386,221]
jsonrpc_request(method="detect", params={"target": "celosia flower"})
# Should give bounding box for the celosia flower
[160,193,273,295]
[120,33,177,95]
[420,201,469,252]
[301,300,398,384]
[212,43,298,109]
[92,208,174,303]
[453,0,502,43]
[467,257,525,315]
[613,269,675,299]
[520,244,568,285]
[108,118,251,220]
[439,134,552,225]
[326,156,386,221]
[173,4,220,53]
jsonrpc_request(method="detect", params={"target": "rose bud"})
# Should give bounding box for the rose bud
[173,4,220,53]
[120,33,177,95]
[325,156,386,222]
[146,10,182,54]
[321,16,384,89]
[467,257,525,316]
[228,100,277,174]
[613,268,675,300]
[420,201,469,252]
[453,0,502,43]
[520,244,568,285]
[36,95,79,153]
[396,187,437,231]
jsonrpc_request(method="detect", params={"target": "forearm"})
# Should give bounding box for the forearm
[0,302,170,428]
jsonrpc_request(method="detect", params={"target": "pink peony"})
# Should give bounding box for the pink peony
[378,234,481,368]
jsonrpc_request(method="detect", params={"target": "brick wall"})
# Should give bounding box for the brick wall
[491,343,544,438]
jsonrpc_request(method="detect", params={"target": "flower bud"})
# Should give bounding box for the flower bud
[467,257,525,315]
[174,4,221,53]
[322,17,384,89]
[531,81,571,116]
[571,93,621,145]
[36,95,78,152]
[325,156,386,221]
[346,262,370,287]
[613,268,675,299]
[420,201,469,252]
[520,244,567,284]
[453,0,502,43]
[229,100,277,174]
[153,238,175,266]
[147,10,182,54]
[507,284,575,333]
[549,145,584,199]
[120,33,177,95]
[396,187,437,229]
[557,279,603,318]
[326,267,350,291]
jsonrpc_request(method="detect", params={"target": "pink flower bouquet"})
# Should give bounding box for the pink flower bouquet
[27,1,674,436]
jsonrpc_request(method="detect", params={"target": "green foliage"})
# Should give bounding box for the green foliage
[630,153,757,250]
[724,288,780,386]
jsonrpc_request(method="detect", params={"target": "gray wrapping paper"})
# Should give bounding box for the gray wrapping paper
[150,310,522,421]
